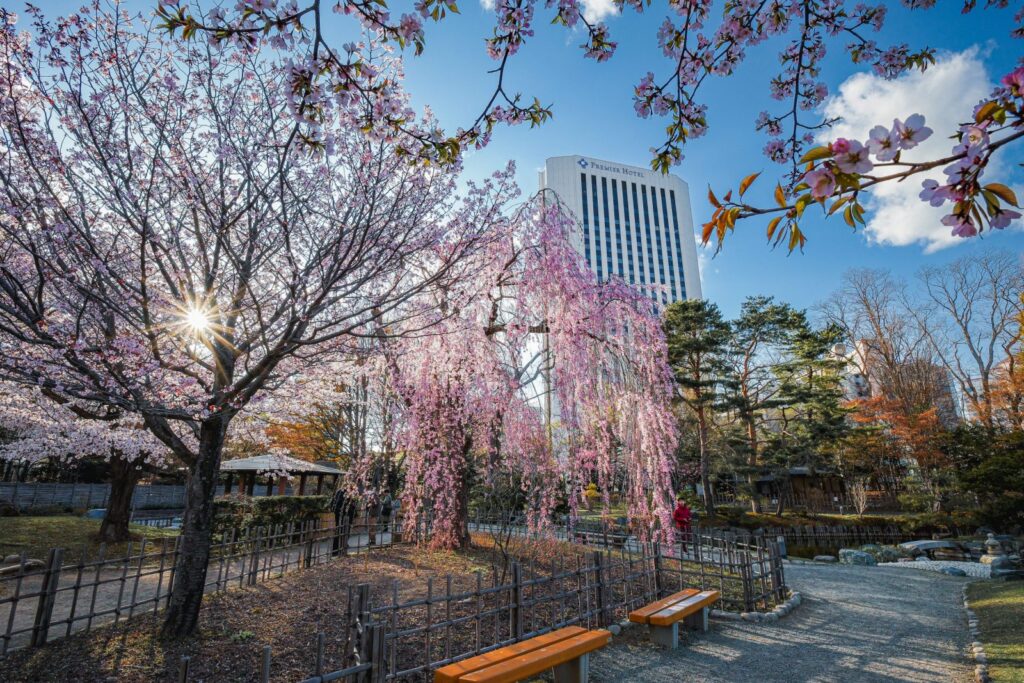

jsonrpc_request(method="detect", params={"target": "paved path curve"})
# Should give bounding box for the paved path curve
[590,562,974,682]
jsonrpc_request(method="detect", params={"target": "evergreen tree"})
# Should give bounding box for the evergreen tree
[767,318,851,515]
[720,296,798,512]
[663,300,730,515]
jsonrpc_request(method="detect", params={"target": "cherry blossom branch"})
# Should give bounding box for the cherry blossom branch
[705,73,1024,250]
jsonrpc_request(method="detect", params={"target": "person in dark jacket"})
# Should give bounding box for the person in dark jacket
[673,496,692,553]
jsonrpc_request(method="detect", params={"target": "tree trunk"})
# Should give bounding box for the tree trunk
[696,406,715,517]
[745,413,760,513]
[97,456,141,543]
[457,435,473,549]
[161,416,228,637]
[774,480,788,517]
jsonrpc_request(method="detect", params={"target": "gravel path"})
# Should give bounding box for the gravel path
[590,562,974,682]
[878,559,992,578]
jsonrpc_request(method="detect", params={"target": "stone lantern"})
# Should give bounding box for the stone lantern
[980,533,1006,565]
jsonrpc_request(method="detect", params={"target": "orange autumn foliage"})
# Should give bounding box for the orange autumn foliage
[847,395,947,472]
[264,421,322,463]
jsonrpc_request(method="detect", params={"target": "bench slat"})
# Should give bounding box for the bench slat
[628,589,699,624]
[433,627,587,683]
[459,630,612,683]
[648,590,720,627]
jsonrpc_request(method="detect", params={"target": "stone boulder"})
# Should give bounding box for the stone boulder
[813,555,837,563]
[839,549,877,566]
[860,544,901,563]
[0,558,44,576]
[989,556,1024,580]
[940,567,968,577]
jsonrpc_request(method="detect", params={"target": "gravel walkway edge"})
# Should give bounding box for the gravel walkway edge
[962,583,992,683]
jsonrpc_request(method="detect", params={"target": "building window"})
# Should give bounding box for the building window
[611,179,625,278]
[620,181,636,283]
[601,177,613,277]
[649,185,667,287]
[660,188,678,301]
[580,174,591,267]
[631,183,645,284]
[591,175,602,281]
[669,189,687,299]
[640,185,656,288]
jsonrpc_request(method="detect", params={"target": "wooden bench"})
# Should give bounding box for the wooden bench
[628,589,720,648]
[434,626,611,683]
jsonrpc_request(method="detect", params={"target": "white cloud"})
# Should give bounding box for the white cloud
[479,0,618,22]
[819,48,994,253]
[695,234,717,286]
[578,0,618,22]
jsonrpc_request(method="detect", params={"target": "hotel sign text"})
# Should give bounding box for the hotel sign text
[577,158,646,178]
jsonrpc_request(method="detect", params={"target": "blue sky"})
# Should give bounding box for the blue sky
[386,0,1024,317]
[44,1,1024,317]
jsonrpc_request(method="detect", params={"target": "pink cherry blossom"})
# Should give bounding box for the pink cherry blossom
[942,214,977,238]
[919,178,953,207]
[831,138,852,155]
[804,167,837,199]
[892,114,932,149]
[1001,66,1024,95]
[866,124,899,161]
[990,208,1022,229]
[833,139,873,174]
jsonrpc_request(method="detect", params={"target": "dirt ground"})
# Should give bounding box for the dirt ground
[0,535,588,682]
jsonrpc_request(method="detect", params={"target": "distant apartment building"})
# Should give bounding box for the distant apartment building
[539,156,702,306]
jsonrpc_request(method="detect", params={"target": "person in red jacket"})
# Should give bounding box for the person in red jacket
[673,496,692,553]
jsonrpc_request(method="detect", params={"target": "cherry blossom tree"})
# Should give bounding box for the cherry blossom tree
[0,5,501,635]
[384,192,678,550]
[0,383,171,542]
[158,0,1024,247]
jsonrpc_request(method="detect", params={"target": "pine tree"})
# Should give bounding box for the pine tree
[767,318,851,515]
[663,300,730,515]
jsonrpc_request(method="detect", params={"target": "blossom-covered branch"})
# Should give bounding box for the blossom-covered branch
[704,68,1024,250]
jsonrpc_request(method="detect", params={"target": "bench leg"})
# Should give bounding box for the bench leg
[553,653,589,683]
[684,607,709,633]
[649,622,679,649]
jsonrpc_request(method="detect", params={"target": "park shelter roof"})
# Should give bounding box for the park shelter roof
[219,454,342,475]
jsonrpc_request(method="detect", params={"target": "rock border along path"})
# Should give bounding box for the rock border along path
[589,562,975,682]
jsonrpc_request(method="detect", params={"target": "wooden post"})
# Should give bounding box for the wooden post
[259,645,272,683]
[277,477,287,495]
[315,632,326,677]
[298,474,306,496]
[178,656,191,683]
[31,547,63,647]
[592,551,608,627]
[510,562,523,640]
[304,521,315,568]
[741,558,753,612]
[315,474,324,495]
[355,584,373,682]
[652,542,663,599]
[246,474,255,497]
[248,528,261,586]
[369,623,385,683]
[224,474,233,495]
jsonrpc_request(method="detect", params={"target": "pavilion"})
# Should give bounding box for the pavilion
[219,454,343,497]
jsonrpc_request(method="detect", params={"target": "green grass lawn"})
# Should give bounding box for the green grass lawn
[968,580,1024,682]
[0,515,179,562]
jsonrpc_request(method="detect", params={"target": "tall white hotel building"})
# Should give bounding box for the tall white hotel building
[539,155,702,305]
